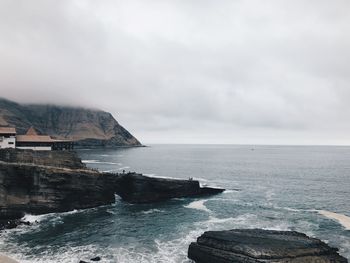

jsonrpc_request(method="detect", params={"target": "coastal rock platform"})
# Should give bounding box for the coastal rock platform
[0,149,224,224]
[188,229,348,263]
[115,173,224,203]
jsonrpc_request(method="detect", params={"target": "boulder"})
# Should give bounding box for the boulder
[188,229,348,263]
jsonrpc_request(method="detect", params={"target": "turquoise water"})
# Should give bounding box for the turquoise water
[0,145,350,262]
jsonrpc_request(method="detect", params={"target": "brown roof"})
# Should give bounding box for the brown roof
[16,135,72,143]
[0,127,16,134]
[26,127,38,136]
[16,135,56,143]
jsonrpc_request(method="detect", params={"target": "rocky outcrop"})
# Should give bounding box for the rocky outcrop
[0,148,86,169]
[115,173,224,203]
[0,150,224,223]
[188,229,348,263]
[0,161,117,220]
[0,97,141,147]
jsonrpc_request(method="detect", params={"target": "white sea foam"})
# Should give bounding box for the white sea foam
[22,214,50,223]
[141,209,164,215]
[317,210,350,230]
[82,160,120,165]
[82,159,99,163]
[224,189,240,194]
[22,209,83,224]
[143,174,183,180]
[184,200,211,213]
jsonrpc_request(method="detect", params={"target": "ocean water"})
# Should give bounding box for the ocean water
[1,145,350,262]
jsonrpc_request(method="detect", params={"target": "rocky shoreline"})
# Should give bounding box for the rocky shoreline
[0,149,347,262]
[0,149,224,225]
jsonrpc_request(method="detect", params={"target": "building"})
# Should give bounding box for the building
[0,126,73,151]
[0,127,16,149]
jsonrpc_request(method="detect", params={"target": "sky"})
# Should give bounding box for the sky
[0,0,349,145]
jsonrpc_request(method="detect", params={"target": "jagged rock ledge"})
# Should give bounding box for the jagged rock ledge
[188,229,348,263]
[0,149,224,226]
[115,173,224,203]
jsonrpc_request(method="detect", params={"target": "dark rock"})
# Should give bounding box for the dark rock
[0,150,224,222]
[79,261,88,263]
[188,229,348,263]
[199,187,226,196]
[114,173,224,203]
[0,161,117,218]
[90,256,101,261]
[0,219,30,230]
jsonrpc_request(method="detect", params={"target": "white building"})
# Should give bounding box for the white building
[0,127,16,149]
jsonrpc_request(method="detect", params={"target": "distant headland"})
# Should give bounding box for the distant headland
[0,98,142,147]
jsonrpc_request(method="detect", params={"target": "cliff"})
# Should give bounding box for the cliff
[188,229,348,263]
[0,149,224,223]
[0,161,117,220]
[0,98,141,147]
[115,173,224,203]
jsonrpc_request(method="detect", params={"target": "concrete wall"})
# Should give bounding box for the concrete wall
[0,148,86,169]
[0,136,16,149]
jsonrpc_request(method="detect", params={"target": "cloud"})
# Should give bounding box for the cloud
[0,0,349,144]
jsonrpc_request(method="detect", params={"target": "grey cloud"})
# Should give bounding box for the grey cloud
[0,0,349,144]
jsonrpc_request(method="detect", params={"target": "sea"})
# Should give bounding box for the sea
[0,145,350,262]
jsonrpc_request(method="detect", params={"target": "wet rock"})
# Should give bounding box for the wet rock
[0,150,224,223]
[115,173,224,203]
[0,161,117,218]
[0,219,30,230]
[90,256,101,261]
[188,229,348,263]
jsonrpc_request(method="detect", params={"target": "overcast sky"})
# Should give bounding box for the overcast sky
[0,0,349,145]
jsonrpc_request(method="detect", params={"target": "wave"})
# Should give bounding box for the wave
[223,189,240,194]
[143,174,184,180]
[317,210,350,230]
[141,209,164,215]
[82,160,121,165]
[184,200,211,213]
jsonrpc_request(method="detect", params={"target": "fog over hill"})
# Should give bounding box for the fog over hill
[0,98,141,147]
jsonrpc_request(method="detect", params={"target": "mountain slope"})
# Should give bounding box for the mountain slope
[0,98,142,147]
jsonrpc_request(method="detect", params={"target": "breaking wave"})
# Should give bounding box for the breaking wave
[82,160,121,165]
[184,200,211,213]
[317,210,350,230]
